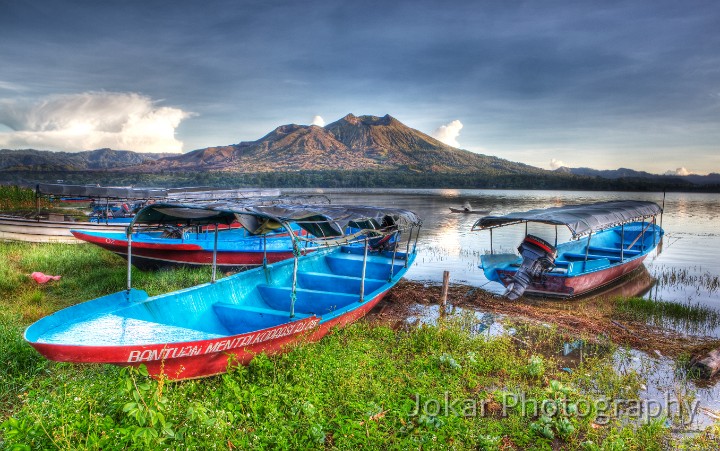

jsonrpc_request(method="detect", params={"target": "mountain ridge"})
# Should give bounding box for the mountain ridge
[134,113,548,175]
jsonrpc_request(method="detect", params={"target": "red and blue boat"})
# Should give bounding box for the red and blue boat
[25,202,421,380]
[473,200,664,299]
[70,225,310,271]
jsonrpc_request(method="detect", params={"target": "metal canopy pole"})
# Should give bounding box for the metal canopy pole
[554,226,558,247]
[620,224,625,262]
[490,228,494,255]
[359,237,368,302]
[262,234,268,268]
[413,225,421,253]
[126,230,133,294]
[105,198,110,225]
[211,224,219,283]
[583,231,592,270]
[652,216,657,248]
[388,230,399,281]
[660,191,666,229]
[289,232,299,318]
[405,226,413,268]
[641,220,646,251]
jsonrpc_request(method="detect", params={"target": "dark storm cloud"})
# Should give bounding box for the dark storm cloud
[0,0,718,171]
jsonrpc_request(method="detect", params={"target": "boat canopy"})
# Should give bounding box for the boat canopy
[471,200,662,238]
[130,202,422,241]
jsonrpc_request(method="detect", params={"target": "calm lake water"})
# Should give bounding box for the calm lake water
[285,188,720,309]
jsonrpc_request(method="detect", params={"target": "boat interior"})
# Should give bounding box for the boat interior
[484,222,663,277]
[26,245,412,347]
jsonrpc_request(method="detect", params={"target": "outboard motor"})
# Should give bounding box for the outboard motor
[504,235,557,300]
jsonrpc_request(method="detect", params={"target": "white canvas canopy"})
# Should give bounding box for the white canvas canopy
[472,200,662,239]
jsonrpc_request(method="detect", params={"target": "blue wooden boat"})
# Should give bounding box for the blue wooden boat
[71,224,313,270]
[25,202,421,380]
[473,200,664,299]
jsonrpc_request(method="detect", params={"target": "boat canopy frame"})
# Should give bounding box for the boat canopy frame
[471,200,663,240]
[125,202,422,318]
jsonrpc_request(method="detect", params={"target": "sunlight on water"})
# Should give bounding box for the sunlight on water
[285,189,720,310]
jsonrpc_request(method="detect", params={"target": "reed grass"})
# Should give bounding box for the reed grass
[654,266,720,293]
[613,296,720,336]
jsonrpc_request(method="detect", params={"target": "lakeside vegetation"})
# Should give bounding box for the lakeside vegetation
[1,241,719,449]
[4,169,719,192]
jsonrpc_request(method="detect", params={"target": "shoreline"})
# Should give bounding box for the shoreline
[369,279,720,361]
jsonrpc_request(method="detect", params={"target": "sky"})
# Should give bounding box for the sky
[1,0,719,175]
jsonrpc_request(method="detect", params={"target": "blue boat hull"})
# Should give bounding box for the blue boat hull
[481,222,664,298]
[25,245,415,379]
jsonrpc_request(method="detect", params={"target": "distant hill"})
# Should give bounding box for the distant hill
[2,114,718,192]
[0,148,170,171]
[135,114,547,175]
[556,166,720,186]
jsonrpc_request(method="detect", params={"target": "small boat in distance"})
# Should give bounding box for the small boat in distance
[473,200,664,299]
[25,202,421,380]
[449,201,490,215]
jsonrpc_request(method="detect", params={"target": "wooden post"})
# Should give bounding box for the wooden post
[441,270,450,309]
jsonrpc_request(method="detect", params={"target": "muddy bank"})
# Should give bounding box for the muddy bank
[368,280,720,359]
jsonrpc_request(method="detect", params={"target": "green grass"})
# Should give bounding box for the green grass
[613,296,720,335]
[0,186,38,211]
[0,241,713,449]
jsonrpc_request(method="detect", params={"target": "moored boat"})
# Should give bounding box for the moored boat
[473,200,664,299]
[25,202,421,380]
[0,183,281,243]
[70,226,312,271]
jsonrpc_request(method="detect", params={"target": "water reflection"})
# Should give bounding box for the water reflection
[284,188,720,309]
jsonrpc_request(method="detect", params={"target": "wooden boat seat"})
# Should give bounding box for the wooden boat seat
[563,252,622,263]
[212,302,310,334]
[298,272,385,295]
[326,253,404,280]
[257,285,359,315]
[339,245,409,260]
[588,246,641,256]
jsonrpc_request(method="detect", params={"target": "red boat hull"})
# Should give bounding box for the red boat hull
[29,290,390,380]
[71,230,301,270]
[496,255,649,298]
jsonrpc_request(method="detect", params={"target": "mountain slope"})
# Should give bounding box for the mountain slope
[557,166,720,185]
[137,113,547,175]
[0,148,170,171]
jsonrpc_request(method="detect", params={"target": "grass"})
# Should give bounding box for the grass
[613,297,720,336]
[0,186,40,211]
[0,240,717,449]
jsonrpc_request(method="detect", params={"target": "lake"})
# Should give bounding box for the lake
[285,188,720,308]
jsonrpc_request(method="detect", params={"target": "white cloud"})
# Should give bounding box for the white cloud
[549,158,566,170]
[311,115,325,127]
[664,167,692,176]
[432,119,463,147]
[0,92,192,153]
